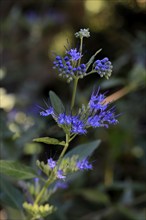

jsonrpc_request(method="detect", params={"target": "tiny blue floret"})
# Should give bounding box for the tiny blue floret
[89,90,107,111]
[71,117,87,134]
[48,158,56,169]
[66,48,82,61]
[77,158,92,170]
[57,170,66,180]
[57,113,72,125]
[40,107,54,116]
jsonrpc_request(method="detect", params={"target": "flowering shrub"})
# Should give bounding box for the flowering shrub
[0,28,119,220]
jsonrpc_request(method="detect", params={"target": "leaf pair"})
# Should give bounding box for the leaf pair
[0,140,100,180]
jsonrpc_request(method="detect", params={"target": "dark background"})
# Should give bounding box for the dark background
[0,0,146,220]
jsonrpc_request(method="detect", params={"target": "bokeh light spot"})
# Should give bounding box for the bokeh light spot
[49,30,73,57]
[0,68,6,80]
[24,143,42,155]
[85,0,105,14]
[0,88,16,111]
[132,146,144,158]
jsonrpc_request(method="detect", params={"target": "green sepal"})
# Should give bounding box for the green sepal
[36,160,51,176]
[49,91,65,114]
[33,137,65,146]
[36,160,56,181]
[86,48,102,70]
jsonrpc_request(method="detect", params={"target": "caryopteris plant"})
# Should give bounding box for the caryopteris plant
[2,29,119,220]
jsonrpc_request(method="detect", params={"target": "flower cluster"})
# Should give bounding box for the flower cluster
[47,157,92,180]
[40,88,118,135]
[67,48,82,61]
[87,90,118,128]
[75,28,90,38]
[23,202,55,218]
[93,57,113,79]
[57,113,86,134]
[53,52,86,82]
[53,53,112,82]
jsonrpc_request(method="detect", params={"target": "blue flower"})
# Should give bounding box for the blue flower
[40,107,54,116]
[39,88,118,135]
[87,116,101,128]
[76,158,92,170]
[57,113,72,125]
[53,53,86,82]
[99,107,118,127]
[57,114,87,135]
[48,158,56,169]
[93,57,113,79]
[66,48,82,61]
[87,88,118,128]
[89,90,107,111]
[57,170,66,179]
[71,117,87,134]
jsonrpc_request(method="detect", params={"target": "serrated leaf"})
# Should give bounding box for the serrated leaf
[0,176,24,209]
[0,160,37,179]
[33,137,65,146]
[65,140,101,159]
[49,91,65,114]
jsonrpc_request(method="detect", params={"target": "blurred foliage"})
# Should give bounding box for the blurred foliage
[0,0,146,219]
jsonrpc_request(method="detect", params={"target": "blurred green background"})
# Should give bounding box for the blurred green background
[0,0,146,220]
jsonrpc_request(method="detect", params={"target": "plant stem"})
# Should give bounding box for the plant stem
[78,37,83,66]
[79,37,83,53]
[34,134,70,205]
[34,174,54,205]
[59,134,69,159]
[86,70,96,76]
[71,77,79,110]
[70,36,84,110]
[69,134,77,142]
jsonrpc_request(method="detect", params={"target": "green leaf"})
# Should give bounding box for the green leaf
[101,78,125,89]
[76,188,110,204]
[117,206,139,220]
[65,140,101,159]
[49,91,65,114]
[0,160,37,179]
[86,49,102,70]
[33,137,65,146]
[0,176,24,209]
